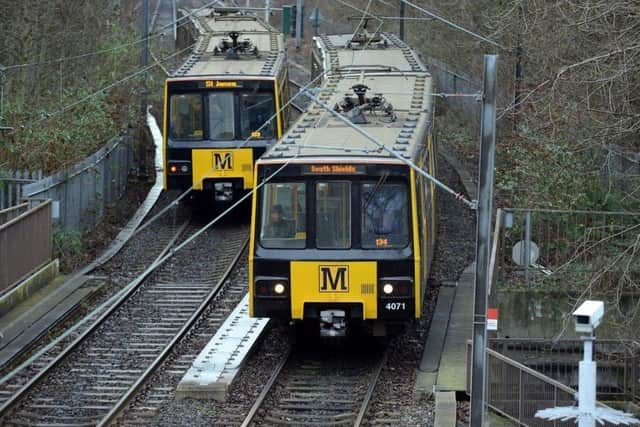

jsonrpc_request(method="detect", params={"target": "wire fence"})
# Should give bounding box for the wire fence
[22,135,134,232]
[492,208,640,291]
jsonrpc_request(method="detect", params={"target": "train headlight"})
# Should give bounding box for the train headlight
[274,283,286,294]
[170,165,178,173]
[383,283,394,295]
[180,165,189,173]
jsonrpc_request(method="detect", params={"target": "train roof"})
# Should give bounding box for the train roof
[172,8,285,79]
[259,32,433,166]
[314,32,427,73]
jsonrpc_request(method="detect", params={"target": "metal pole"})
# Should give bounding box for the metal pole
[399,1,405,41]
[524,210,531,285]
[579,336,596,427]
[172,0,177,42]
[470,54,498,427]
[265,0,270,24]
[0,65,5,127]
[295,0,303,49]
[513,0,524,130]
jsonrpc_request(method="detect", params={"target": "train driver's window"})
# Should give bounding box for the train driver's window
[361,183,409,248]
[240,92,275,139]
[169,94,203,140]
[260,183,306,249]
[208,92,235,140]
[316,182,351,249]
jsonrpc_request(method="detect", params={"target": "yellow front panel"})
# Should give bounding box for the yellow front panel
[290,261,377,320]
[191,148,254,190]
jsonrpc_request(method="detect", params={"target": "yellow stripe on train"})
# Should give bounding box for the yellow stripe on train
[290,261,378,320]
[191,148,254,190]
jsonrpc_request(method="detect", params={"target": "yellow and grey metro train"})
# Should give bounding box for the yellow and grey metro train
[163,8,290,203]
[249,32,437,336]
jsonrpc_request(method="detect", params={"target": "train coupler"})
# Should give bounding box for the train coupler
[319,310,347,337]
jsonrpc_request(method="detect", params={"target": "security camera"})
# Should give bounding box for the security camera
[573,300,604,334]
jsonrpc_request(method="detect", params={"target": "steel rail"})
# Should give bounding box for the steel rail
[98,238,249,426]
[0,217,191,416]
[239,347,293,427]
[354,347,389,426]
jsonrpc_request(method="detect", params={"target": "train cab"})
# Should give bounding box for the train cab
[250,160,431,336]
[162,8,289,204]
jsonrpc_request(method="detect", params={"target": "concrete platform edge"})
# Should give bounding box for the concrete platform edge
[0,259,59,318]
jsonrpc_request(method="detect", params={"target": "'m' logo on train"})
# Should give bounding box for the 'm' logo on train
[213,152,233,170]
[319,266,349,292]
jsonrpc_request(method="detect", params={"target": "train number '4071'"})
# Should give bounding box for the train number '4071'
[384,302,406,311]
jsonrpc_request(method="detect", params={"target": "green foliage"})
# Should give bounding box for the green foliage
[52,228,83,271]
[0,10,141,172]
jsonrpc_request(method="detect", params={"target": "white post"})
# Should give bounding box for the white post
[264,0,270,24]
[578,336,596,427]
[295,0,303,48]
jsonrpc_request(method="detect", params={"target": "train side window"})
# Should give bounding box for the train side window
[361,183,409,249]
[260,183,306,249]
[239,92,275,139]
[316,182,351,249]
[169,94,203,140]
[208,92,235,140]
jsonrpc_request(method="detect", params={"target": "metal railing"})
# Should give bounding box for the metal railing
[23,136,133,231]
[0,199,52,293]
[467,342,622,427]
[489,339,640,402]
[0,170,43,210]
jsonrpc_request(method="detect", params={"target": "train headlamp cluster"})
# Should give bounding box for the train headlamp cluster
[255,278,289,297]
[167,161,191,175]
[379,278,412,297]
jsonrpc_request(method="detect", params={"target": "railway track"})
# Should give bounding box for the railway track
[0,191,188,393]
[0,218,248,426]
[116,251,252,425]
[241,343,389,427]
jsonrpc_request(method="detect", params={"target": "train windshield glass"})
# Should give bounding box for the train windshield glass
[169,90,275,141]
[169,94,204,140]
[239,92,276,139]
[316,182,351,249]
[361,183,409,248]
[260,183,306,249]
[208,92,235,140]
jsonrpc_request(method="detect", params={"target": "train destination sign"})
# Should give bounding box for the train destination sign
[302,164,366,175]
[203,80,239,89]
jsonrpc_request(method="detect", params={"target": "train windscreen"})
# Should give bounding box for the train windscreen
[169,90,275,142]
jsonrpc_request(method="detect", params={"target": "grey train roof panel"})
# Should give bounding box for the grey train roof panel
[172,8,286,78]
[259,32,433,165]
